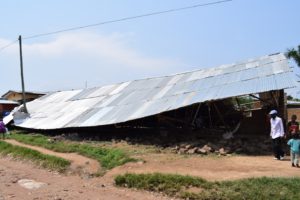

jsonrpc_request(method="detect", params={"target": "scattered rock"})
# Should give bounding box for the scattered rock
[187,147,198,154]
[178,148,188,154]
[11,178,18,183]
[137,160,145,165]
[47,138,54,143]
[219,148,227,156]
[202,145,213,153]
[18,179,46,190]
[196,148,207,155]
[53,135,65,142]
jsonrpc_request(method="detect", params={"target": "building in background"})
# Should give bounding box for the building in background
[0,98,19,118]
[287,101,300,121]
[1,90,46,103]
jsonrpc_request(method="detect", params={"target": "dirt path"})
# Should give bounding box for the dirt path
[5,139,100,175]
[0,157,173,200]
[105,154,300,182]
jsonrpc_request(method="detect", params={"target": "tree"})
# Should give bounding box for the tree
[286,45,300,67]
[287,95,293,100]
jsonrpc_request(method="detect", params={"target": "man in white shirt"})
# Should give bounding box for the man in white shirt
[269,110,285,160]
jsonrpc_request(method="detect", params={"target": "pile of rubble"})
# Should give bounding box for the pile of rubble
[171,137,272,156]
[43,130,279,156]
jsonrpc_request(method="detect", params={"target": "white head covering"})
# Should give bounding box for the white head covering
[269,110,277,115]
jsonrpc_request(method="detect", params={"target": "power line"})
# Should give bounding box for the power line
[0,0,232,53]
[0,39,18,53]
[23,0,232,40]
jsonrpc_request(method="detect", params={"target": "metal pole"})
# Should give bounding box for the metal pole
[18,35,28,113]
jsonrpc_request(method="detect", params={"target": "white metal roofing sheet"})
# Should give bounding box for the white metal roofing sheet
[0,99,19,105]
[13,53,297,130]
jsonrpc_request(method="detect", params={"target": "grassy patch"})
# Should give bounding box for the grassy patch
[0,140,70,172]
[115,173,300,200]
[9,133,135,170]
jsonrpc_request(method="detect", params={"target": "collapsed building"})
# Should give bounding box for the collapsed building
[7,53,297,142]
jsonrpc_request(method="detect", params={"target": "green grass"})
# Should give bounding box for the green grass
[0,140,70,172]
[115,173,300,200]
[9,132,135,170]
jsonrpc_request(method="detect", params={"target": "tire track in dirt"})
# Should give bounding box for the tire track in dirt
[5,139,100,175]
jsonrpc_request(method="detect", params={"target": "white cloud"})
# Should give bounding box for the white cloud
[19,32,180,70]
[0,32,184,94]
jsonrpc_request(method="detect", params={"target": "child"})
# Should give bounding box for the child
[287,134,300,167]
[287,115,299,138]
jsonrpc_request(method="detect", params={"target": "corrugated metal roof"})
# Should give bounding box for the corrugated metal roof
[0,99,19,105]
[12,53,297,130]
[287,101,300,106]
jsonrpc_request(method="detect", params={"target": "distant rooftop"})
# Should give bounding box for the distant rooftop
[1,90,47,98]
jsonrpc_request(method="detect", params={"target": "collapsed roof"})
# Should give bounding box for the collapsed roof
[12,53,297,130]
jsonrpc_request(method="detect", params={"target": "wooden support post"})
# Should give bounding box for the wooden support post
[192,103,202,125]
[207,103,213,128]
[235,97,241,109]
[213,103,229,130]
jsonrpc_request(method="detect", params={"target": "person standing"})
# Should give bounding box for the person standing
[269,110,285,160]
[0,119,6,139]
[287,114,299,138]
[287,133,300,167]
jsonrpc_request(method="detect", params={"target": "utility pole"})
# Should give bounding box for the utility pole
[18,35,28,113]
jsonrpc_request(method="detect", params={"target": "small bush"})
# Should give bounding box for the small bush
[115,173,208,196]
[115,173,300,200]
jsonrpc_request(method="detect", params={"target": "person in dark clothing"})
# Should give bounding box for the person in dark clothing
[0,118,6,139]
[287,114,299,138]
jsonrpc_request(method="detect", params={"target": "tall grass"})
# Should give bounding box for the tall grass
[10,133,135,169]
[115,173,300,200]
[0,140,70,172]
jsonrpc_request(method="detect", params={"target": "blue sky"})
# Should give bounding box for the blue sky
[1,0,300,96]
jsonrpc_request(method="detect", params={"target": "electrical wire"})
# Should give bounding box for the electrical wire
[0,40,18,53]
[23,0,232,40]
[0,0,233,53]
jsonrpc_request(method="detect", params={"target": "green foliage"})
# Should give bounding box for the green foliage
[9,133,135,169]
[287,95,300,102]
[235,96,255,110]
[0,140,70,172]
[115,173,300,200]
[286,45,300,67]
